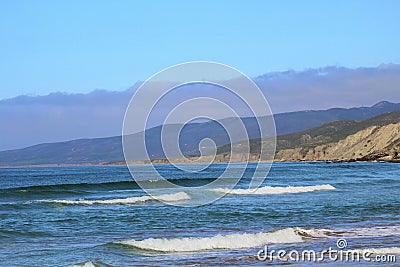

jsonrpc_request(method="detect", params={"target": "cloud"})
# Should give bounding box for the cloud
[1,64,400,150]
[255,64,400,113]
[0,88,136,150]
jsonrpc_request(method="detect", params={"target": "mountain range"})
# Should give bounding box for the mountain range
[2,64,400,151]
[0,101,399,166]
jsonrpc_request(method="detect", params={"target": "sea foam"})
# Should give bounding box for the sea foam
[41,192,190,205]
[68,261,96,267]
[344,225,400,238]
[211,184,336,195]
[117,227,327,252]
[347,247,400,255]
[116,226,400,253]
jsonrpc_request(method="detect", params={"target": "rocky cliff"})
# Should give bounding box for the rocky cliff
[275,122,400,162]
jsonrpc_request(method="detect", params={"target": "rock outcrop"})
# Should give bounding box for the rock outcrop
[107,122,400,165]
[275,123,400,162]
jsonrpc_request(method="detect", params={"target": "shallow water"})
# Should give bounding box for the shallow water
[1,162,399,266]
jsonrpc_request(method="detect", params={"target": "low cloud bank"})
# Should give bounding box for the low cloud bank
[2,64,400,150]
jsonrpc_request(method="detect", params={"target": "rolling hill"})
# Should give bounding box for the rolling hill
[218,110,400,156]
[0,101,399,166]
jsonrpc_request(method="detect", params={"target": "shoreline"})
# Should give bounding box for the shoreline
[1,158,399,169]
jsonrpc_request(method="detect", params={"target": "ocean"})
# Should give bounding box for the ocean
[0,162,399,266]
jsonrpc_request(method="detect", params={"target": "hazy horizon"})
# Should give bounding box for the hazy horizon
[1,64,400,151]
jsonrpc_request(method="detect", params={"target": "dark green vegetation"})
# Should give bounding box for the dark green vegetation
[0,101,399,166]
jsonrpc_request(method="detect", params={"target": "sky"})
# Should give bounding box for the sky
[2,64,400,150]
[0,0,399,99]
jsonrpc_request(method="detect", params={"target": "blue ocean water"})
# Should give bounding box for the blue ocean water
[0,162,399,266]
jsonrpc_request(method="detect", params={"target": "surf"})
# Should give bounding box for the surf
[210,184,336,195]
[40,192,190,205]
[115,227,327,252]
[116,225,400,253]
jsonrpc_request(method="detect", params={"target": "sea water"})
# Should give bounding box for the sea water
[0,162,399,266]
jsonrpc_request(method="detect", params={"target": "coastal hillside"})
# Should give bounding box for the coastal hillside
[136,119,400,164]
[219,110,400,153]
[275,122,400,162]
[0,103,399,166]
[216,110,400,163]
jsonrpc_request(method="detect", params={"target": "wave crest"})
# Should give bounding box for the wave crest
[349,247,400,255]
[211,184,336,195]
[68,261,96,267]
[41,192,190,205]
[116,226,400,253]
[116,227,329,252]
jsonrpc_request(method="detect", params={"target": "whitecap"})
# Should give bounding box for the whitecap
[350,247,400,255]
[342,226,400,238]
[41,192,190,205]
[210,184,336,195]
[116,226,400,253]
[68,261,96,267]
[117,227,319,252]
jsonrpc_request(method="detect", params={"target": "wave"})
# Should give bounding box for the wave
[68,261,97,267]
[348,247,400,255]
[41,192,190,205]
[115,225,400,253]
[344,225,400,238]
[116,227,330,252]
[0,181,138,198]
[68,260,115,267]
[210,184,336,195]
[0,229,50,238]
[0,177,221,197]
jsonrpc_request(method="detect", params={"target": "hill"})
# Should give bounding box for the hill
[276,122,400,162]
[217,110,400,162]
[0,101,399,166]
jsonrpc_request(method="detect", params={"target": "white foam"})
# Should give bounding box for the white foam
[296,226,400,239]
[211,184,336,195]
[116,226,400,253]
[41,192,190,205]
[350,247,400,255]
[68,261,96,267]
[117,227,311,252]
[343,226,400,238]
[291,226,400,240]
[295,228,334,238]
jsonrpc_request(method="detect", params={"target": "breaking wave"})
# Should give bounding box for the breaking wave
[347,247,400,255]
[41,192,190,205]
[68,261,97,267]
[343,225,400,238]
[116,227,329,252]
[116,225,400,253]
[211,184,336,195]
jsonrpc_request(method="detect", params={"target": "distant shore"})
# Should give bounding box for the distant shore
[1,158,399,169]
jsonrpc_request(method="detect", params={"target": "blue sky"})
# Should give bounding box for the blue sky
[0,0,399,99]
